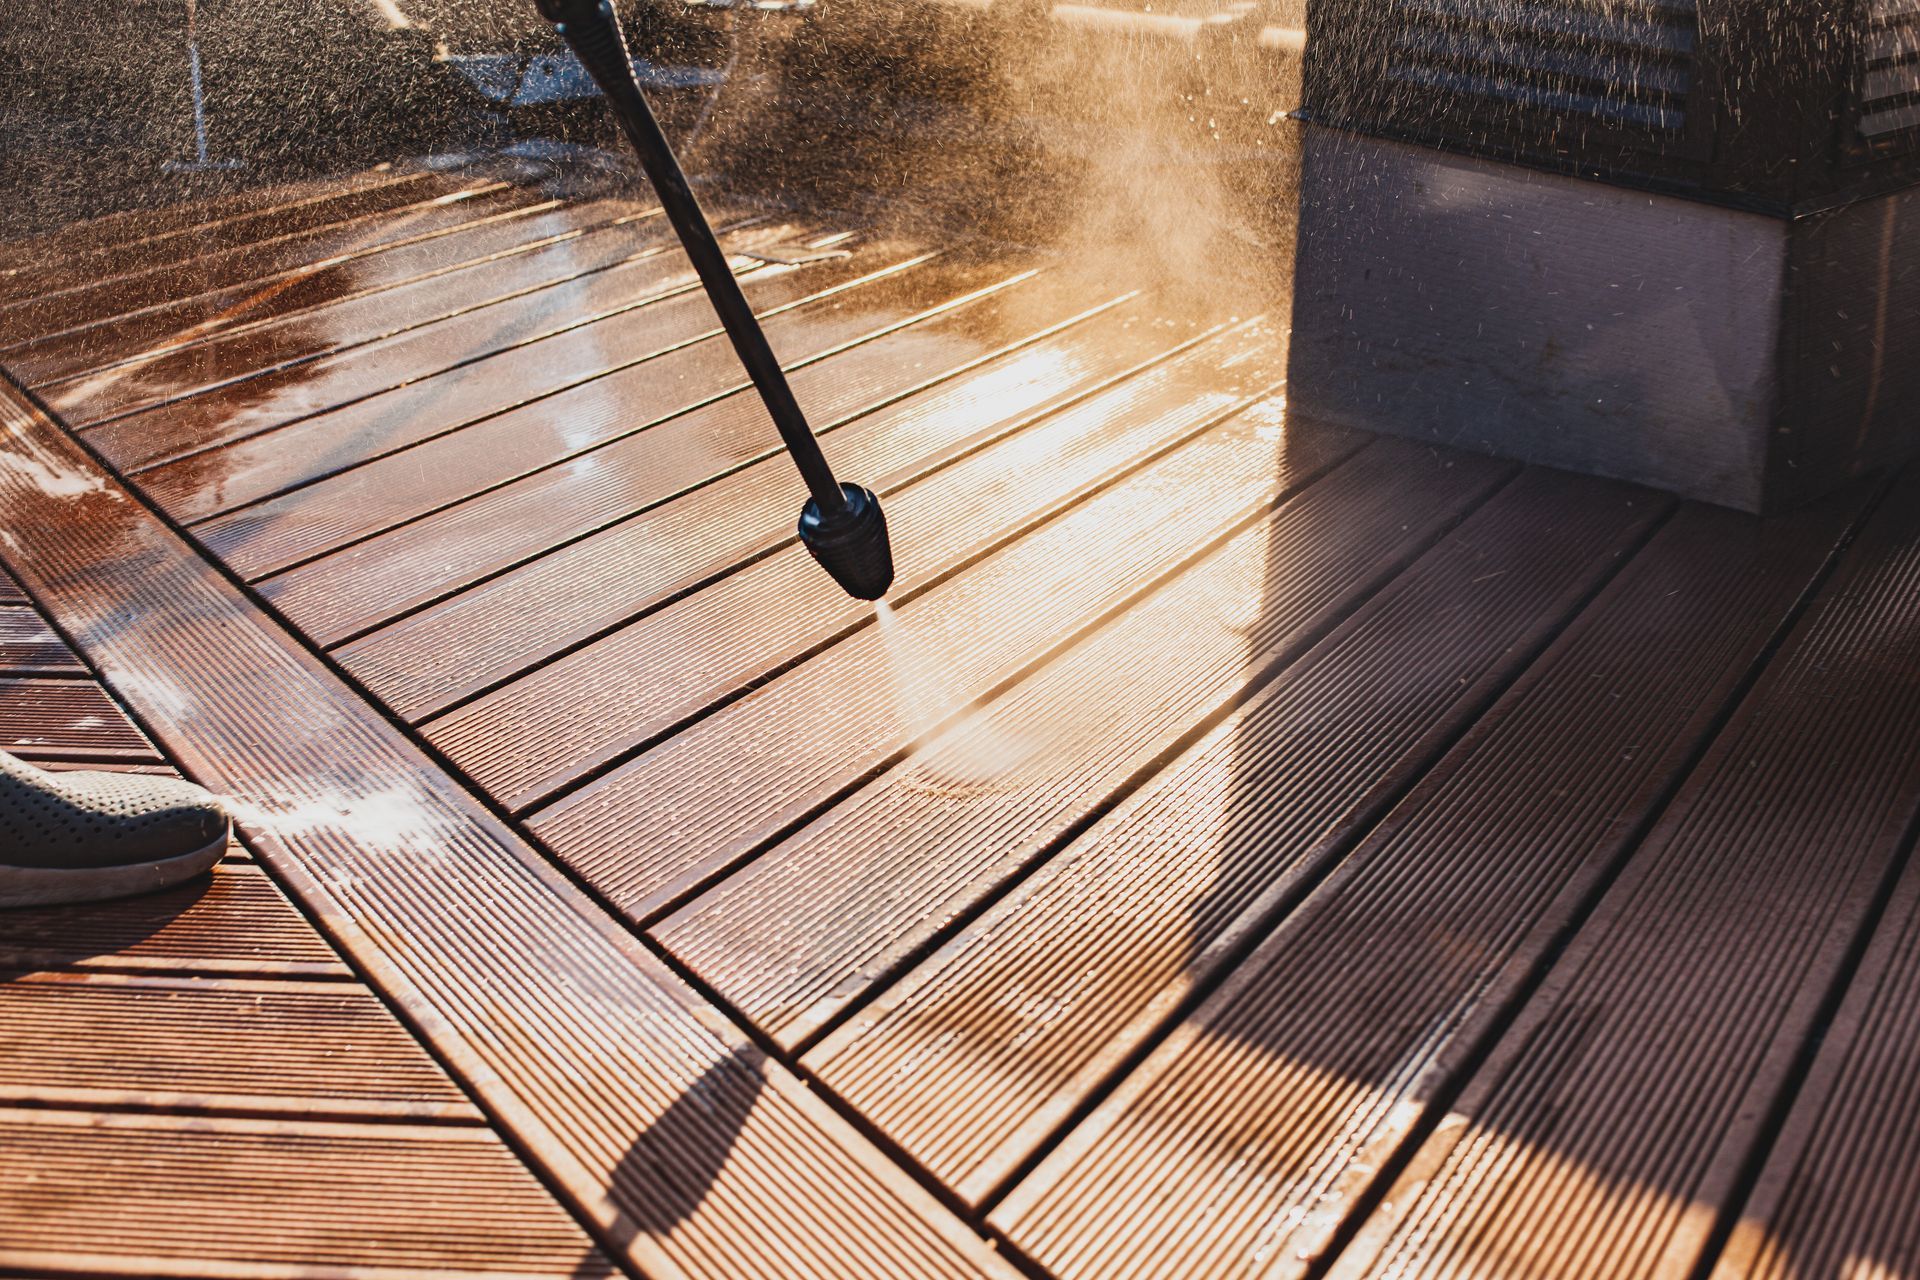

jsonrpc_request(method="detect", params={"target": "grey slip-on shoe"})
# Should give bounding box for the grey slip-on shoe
[0,751,230,909]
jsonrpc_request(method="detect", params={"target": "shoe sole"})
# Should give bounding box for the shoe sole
[0,832,231,910]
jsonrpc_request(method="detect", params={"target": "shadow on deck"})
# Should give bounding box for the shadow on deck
[0,88,1917,1280]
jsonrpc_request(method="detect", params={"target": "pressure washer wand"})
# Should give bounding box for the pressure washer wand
[533,0,894,600]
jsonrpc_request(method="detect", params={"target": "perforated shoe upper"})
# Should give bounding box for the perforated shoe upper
[0,751,229,870]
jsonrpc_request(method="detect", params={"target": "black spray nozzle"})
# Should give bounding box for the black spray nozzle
[799,484,896,601]
[535,0,892,603]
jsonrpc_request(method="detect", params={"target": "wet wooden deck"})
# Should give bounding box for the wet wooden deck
[2,157,1918,1280]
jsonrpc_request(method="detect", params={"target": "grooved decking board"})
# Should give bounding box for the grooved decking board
[22,188,568,395]
[0,381,1017,1279]
[431,316,1294,809]
[672,439,1508,1052]
[18,194,654,392]
[263,268,1095,649]
[200,247,973,579]
[0,180,527,344]
[0,678,159,763]
[1709,845,1920,1280]
[85,212,786,477]
[103,214,794,485]
[809,468,1668,1204]
[0,607,82,674]
[88,221,794,491]
[982,492,1869,1279]
[0,166,423,281]
[0,1110,614,1279]
[0,974,479,1120]
[529,378,1348,920]
[0,566,25,605]
[343,291,1191,721]
[0,168,454,309]
[0,863,347,977]
[1324,467,1920,1280]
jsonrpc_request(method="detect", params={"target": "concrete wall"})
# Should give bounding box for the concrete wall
[1773,186,1920,509]
[1287,128,1790,510]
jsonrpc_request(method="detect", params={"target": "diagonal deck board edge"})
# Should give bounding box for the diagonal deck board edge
[77,213,785,478]
[0,165,450,294]
[0,168,458,311]
[0,379,1020,1280]
[259,265,1079,650]
[204,246,967,579]
[438,317,1298,810]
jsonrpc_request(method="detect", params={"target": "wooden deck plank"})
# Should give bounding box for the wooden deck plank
[527,382,1349,920]
[0,165,424,279]
[0,1110,614,1279]
[0,863,348,978]
[283,271,1128,655]
[199,262,1069,649]
[1709,842,1920,1280]
[341,291,1192,721]
[81,214,788,476]
[0,178,523,342]
[672,439,1509,1053]
[1320,466,1920,1280]
[0,606,84,675]
[0,377,1019,1280]
[0,678,160,763]
[804,468,1667,1204]
[14,194,653,391]
[974,490,1867,1277]
[448,319,1297,813]
[200,246,963,578]
[0,973,480,1121]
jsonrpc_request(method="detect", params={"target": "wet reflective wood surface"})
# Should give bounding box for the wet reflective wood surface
[3,150,1920,1280]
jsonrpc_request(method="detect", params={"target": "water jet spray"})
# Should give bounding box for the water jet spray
[533,0,895,600]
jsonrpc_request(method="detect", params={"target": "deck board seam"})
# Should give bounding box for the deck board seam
[391,292,1169,720]
[91,211,778,458]
[35,194,657,391]
[533,412,1367,922]
[0,368,1022,1280]
[97,211,788,477]
[323,281,1147,662]
[0,163,444,284]
[956,477,1686,1221]
[183,252,959,561]
[0,566,499,1135]
[0,365,708,1280]
[18,186,563,378]
[776,452,1523,1063]
[0,175,507,321]
[1294,471,1901,1280]
[0,367,627,1205]
[764,450,1512,1059]
[166,242,887,534]
[1675,584,1920,1275]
